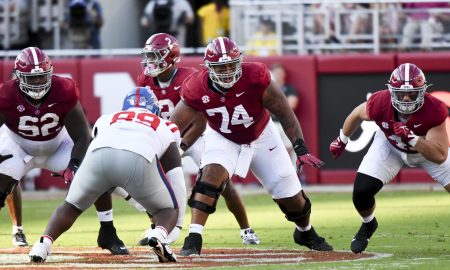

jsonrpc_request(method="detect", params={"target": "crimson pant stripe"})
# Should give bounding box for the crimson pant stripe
[155,159,178,209]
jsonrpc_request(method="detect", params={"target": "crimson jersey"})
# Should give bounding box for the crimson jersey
[367,90,447,153]
[180,62,271,144]
[0,76,79,141]
[137,67,197,120]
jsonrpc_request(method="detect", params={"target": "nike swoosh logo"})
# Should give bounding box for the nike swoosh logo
[269,146,277,151]
[414,124,422,128]
[174,86,181,90]
[48,103,57,108]
[236,92,245,97]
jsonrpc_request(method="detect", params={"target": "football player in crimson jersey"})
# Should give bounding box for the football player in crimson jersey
[170,37,333,256]
[30,87,182,263]
[0,47,128,255]
[113,33,260,246]
[329,63,449,253]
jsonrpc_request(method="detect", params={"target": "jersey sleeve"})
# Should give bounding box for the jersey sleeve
[164,120,181,146]
[365,91,382,121]
[250,62,271,89]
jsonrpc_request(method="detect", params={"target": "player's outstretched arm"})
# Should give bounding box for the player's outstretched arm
[170,100,202,146]
[413,121,448,164]
[262,80,302,142]
[64,102,91,161]
[330,102,370,159]
[180,113,207,152]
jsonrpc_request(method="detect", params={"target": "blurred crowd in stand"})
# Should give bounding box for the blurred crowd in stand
[1,1,450,53]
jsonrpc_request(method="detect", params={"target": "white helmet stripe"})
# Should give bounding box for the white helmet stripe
[30,47,39,68]
[404,63,410,85]
[218,37,227,54]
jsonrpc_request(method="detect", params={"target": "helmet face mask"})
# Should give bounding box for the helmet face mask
[387,63,428,114]
[141,33,180,77]
[14,47,53,100]
[122,87,160,115]
[204,37,243,89]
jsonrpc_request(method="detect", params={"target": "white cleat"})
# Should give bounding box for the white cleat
[241,228,260,245]
[29,238,51,262]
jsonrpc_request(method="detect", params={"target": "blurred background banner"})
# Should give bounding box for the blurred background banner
[2,52,448,189]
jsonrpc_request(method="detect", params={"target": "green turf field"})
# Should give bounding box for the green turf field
[1,189,449,269]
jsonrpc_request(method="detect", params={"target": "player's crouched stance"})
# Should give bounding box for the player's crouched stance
[170,37,332,256]
[30,87,183,263]
[330,63,450,253]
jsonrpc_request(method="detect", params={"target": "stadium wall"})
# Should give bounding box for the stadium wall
[1,53,449,189]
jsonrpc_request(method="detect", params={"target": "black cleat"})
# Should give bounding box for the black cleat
[351,217,378,253]
[13,230,29,247]
[294,227,333,251]
[148,237,176,262]
[97,226,129,255]
[179,233,202,256]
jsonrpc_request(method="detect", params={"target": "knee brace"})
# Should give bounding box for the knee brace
[353,173,383,211]
[0,180,19,209]
[276,191,312,223]
[188,169,229,214]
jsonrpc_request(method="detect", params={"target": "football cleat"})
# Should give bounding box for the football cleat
[351,217,378,253]
[240,228,260,245]
[148,237,177,263]
[179,233,202,256]
[138,225,154,246]
[29,238,51,262]
[294,227,333,251]
[97,226,129,255]
[12,230,29,247]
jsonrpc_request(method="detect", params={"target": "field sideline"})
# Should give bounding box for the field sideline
[0,185,448,269]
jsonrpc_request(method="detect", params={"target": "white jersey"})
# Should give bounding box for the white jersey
[89,108,181,162]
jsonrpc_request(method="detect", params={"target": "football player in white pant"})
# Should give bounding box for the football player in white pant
[330,63,450,253]
[29,87,184,263]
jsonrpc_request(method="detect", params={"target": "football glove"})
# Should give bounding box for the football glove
[51,158,81,184]
[391,121,419,147]
[330,129,349,159]
[294,138,325,169]
[0,154,13,163]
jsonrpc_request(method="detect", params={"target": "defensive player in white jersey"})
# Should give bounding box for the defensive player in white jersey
[29,87,183,263]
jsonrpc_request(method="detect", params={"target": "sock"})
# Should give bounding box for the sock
[97,209,113,223]
[361,213,375,223]
[296,223,312,232]
[240,228,252,234]
[12,225,23,234]
[42,235,53,245]
[189,224,204,235]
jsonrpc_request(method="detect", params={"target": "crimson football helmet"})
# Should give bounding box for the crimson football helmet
[14,47,53,99]
[387,63,429,114]
[141,33,180,77]
[204,37,243,89]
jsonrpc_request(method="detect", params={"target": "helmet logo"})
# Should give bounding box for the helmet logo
[17,105,25,112]
[202,95,210,103]
[166,37,174,49]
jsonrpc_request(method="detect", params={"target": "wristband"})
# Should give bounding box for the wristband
[293,138,309,156]
[339,129,349,144]
[68,158,81,172]
[409,134,419,147]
